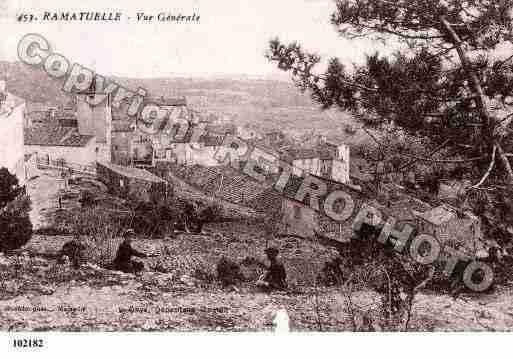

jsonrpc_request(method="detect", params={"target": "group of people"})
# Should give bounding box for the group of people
[60,229,289,292]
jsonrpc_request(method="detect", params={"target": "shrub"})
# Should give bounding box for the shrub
[216,257,245,286]
[0,167,23,208]
[0,168,32,252]
[79,190,95,207]
[131,201,178,237]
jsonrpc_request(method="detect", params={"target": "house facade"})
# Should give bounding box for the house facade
[24,124,97,166]
[111,97,189,167]
[160,142,223,167]
[0,82,27,184]
[414,204,483,256]
[279,175,364,242]
[285,143,350,184]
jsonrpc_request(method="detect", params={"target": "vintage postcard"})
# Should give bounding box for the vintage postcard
[0,0,512,343]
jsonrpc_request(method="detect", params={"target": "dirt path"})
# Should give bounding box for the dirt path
[26,171,66,230]
[1,263,512,331]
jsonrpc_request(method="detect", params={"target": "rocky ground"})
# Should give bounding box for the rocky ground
[4,169,511,331]
[1,228,512,332]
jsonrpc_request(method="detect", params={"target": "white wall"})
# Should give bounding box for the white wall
[167,143,223,167]
[76,95,112,161]
[292,145,350,183]
[0,104,26,183]
[25,139,98,167]
[292,158,321,177]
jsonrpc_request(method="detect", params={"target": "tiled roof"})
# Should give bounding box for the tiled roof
[167,163,268,205]
[112,121,134,132]
[161,125,225,145]
[97,162,166,183]
[54,109,76,119]
[26,111,48,123]
[247,188,283,213]
[282,145,337,161]
[24,124,94,147]
[151,97,187,107]
[26,102,49,113]
[246,139,281,156]
[206,123,237,135]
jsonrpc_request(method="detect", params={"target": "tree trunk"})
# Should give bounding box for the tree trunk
[440,16,513,184]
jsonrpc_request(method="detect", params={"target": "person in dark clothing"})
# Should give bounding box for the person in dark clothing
[112,229,147,273]
[256,247,287,292]
[60,238,87,269]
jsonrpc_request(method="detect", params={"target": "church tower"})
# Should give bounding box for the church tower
[76,75,112,162]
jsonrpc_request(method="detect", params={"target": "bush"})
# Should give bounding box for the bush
[0,167,24,208]
[216,257,245,286]
[0,168,32,252]
[131,201,177,237]
[63,208,126,266]
[0,201,32,251]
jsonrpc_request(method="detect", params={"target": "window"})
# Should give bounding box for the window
[119,179,124,187]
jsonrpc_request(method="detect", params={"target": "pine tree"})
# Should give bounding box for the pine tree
[0,168,32,251]
[267,0,513,242]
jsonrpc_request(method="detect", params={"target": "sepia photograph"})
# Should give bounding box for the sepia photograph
[0,0,513,352]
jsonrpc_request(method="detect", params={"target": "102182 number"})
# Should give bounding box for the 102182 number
[13,339,44,348]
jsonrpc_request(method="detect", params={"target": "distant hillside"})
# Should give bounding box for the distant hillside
[0,61,70,105]
[0,61,370,147]
[0,61,313,108]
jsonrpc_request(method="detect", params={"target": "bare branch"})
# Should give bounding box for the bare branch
[471,145,497,188]
[397,153,485,163]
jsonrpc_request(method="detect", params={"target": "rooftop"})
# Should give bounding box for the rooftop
[151,96,187,107]
[97,162,166,183]
[112,121,134,132]
[0,92,25,115]
[24,124,94,147]
[282,145,337,161]
[415,204,458,226]
[25,111,48,124]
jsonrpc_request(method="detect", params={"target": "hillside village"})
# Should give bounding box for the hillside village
[1,73,512,331]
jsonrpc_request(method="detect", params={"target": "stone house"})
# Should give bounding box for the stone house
[249,174,364,243]
[413,204,483,256]
[283,142,350,184]
[25,77,113,167]
[111,121,134,166]
[24,123,97,167]
[96,161,167,202]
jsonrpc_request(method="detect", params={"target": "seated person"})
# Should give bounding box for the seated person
[112,229,147,273]
[256,247,287,292]
[59,237,87,269]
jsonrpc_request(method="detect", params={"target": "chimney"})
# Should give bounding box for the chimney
[48,108,56,120]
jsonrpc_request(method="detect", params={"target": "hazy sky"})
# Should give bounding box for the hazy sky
[0,0,382,78]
